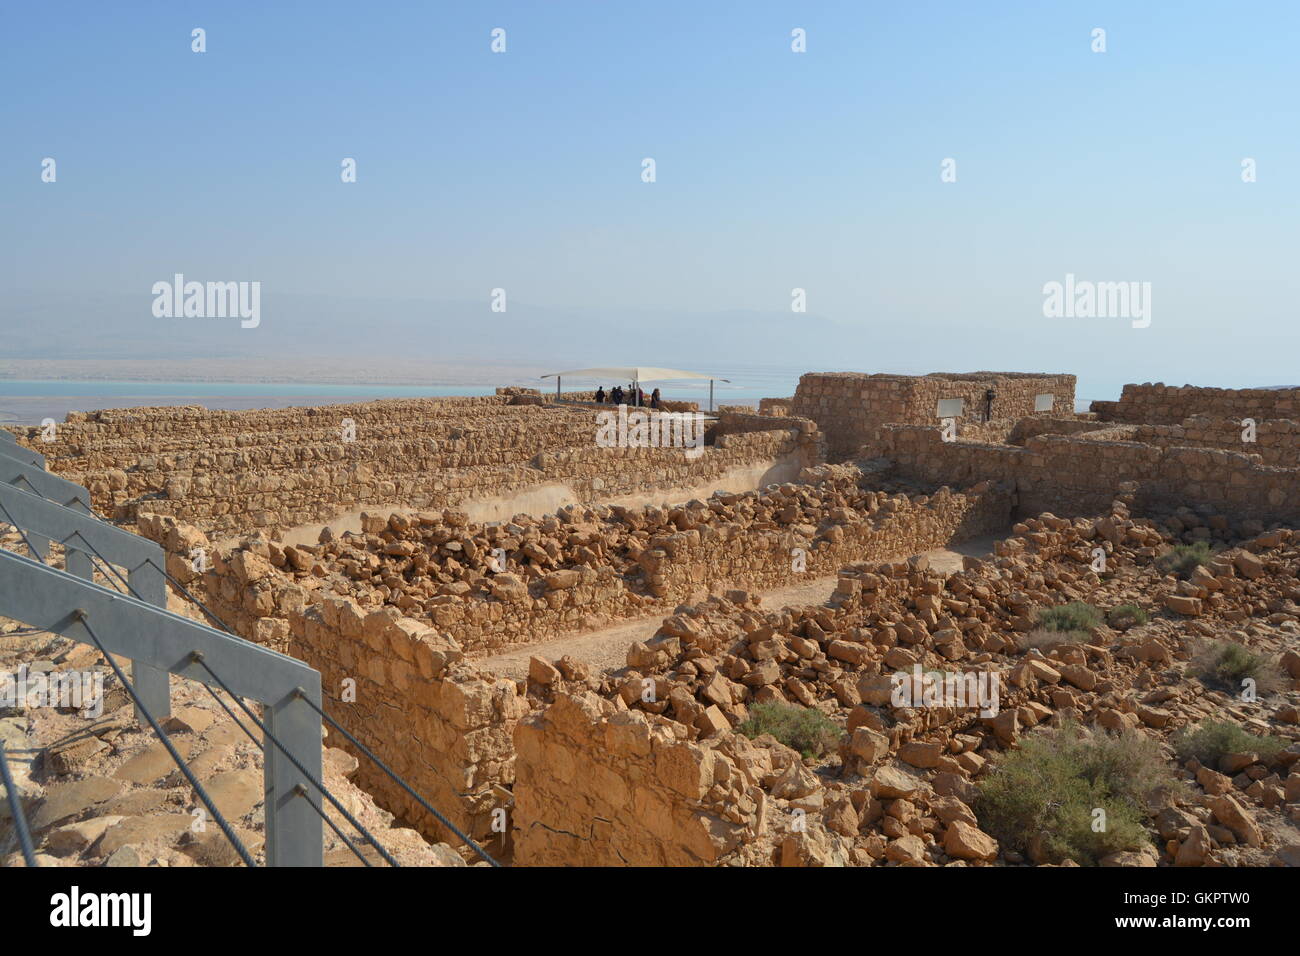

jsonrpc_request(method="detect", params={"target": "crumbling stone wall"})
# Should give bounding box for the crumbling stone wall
[1133,418,1300,468]
[1006,417,1113,444]
[139,467,1012,656]
[514,508,1300,867]
[291,596,526,845]
[512,693,762,865]
[136,484,1300,866]
[640,483,1008,607]
[790,372,1076,462]
[871,426,1300,523]
[951,418,1019,444]
[714,410,819,444]
[1092,384,1300,425]
[133,512,524,846]
[14,397,814,538]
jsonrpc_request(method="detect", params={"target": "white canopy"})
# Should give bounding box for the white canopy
[541,367,730,383]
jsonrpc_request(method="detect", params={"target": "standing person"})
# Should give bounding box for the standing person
[650,388,661,409]
[595,386,606,404]
[611,385,623,405]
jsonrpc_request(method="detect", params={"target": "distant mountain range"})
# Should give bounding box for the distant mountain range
[1,291,860,370]
[4,290,1293,397]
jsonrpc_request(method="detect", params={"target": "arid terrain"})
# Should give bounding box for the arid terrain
[3,373,1298,867]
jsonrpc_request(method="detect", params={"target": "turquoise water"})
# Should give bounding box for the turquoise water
[0,380,499,398]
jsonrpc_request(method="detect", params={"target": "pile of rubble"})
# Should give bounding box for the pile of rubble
[516,495,1300,866]
[141,465,1006,655]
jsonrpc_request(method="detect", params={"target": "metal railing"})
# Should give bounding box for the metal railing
[0,436,322,865]
[0,433,501,867]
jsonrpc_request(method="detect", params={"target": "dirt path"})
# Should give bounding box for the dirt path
[473,532,1004,681]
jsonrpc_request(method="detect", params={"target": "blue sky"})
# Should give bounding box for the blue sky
[2,1,1297,397]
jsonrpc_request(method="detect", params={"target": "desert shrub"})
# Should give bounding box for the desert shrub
[1190,640,1281,694]
[1106,603,1148,630]
[737,702,843,759]
[1018,627,1089,652]
[1172,719,1287,767]
[1156,541,1213,578]
[975,723,1180,866]
[1035,602,1103,634]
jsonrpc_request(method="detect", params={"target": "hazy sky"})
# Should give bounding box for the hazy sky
[3,1,1298,396]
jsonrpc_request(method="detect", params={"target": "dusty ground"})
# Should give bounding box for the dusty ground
[474,533,1004,680]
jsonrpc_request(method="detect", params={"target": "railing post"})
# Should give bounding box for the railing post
[62,544,171,721]
[24,531,50,562]
[127,558,172,721]
[65,542,92,580]
[263,683,324,866]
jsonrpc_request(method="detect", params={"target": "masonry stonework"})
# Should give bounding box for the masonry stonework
[1092,384,1300,425]
[789,372,1076,462]
[10,370,1300,869]
[10,397,816,539]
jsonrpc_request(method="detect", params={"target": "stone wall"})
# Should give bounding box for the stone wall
[133,466,1009,849]
[1091,384,1300,425]
[139,465,1012,657]
[952,418,1019,444]
[291,596,527,847]
[132,512,525,847]
[509,508,1300,867]
[10,397,813,539]
[512,693,762,865]
[1133,418,1300,468]
[714,409,819,443]
[758,397,793,416]
[789,372,1077,462]
[871,426,1300,524]
[1006,417,1112,444]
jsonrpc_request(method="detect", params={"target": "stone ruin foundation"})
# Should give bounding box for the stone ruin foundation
[8,373,1300,867]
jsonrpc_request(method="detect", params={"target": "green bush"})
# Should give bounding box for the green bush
[1106,604,1148,630]
[1035,602,1103,634]
[1190,640,1281,694]
[737,702,843,759]
[1172,719,1287,767]
[1156,541,1213,578]
[975,723,1180,866]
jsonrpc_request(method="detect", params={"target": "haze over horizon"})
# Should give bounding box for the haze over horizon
[4,1,1298,404]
